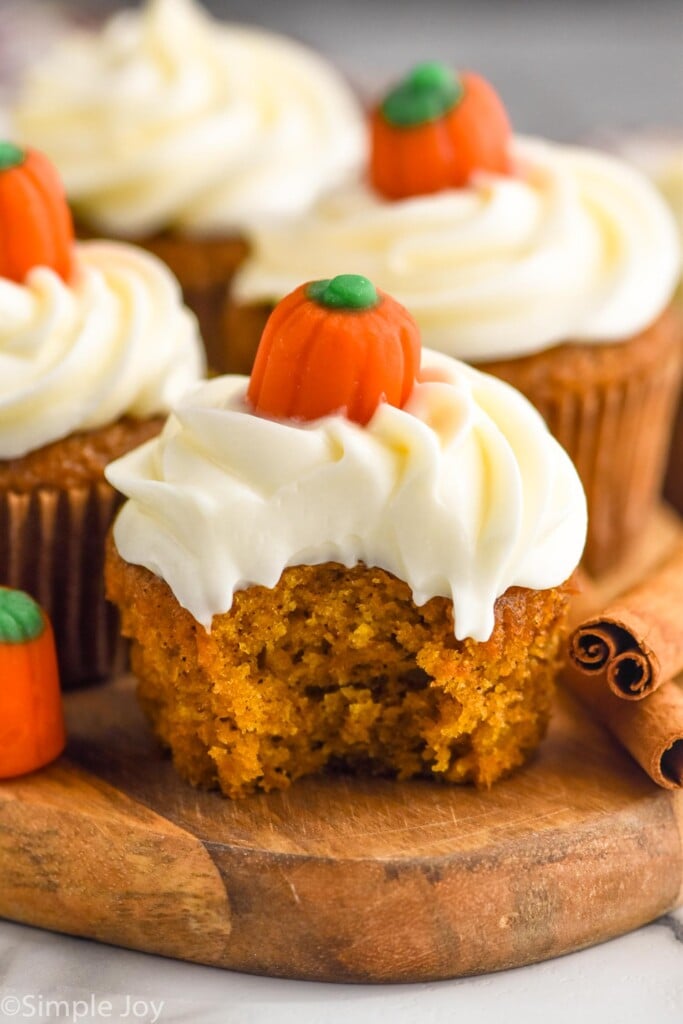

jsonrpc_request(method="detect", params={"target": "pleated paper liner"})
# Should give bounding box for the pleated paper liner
[664,393,683,513]
[478,307,683,576]
[77,223,248,375]
[0,482,127,689]
[665,295,683,513]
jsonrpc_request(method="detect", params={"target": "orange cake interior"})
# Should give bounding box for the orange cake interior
[106,540,571,799]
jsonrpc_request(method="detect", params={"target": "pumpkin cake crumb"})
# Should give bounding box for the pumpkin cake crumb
[106,539,572,799]
[0,417,164,492]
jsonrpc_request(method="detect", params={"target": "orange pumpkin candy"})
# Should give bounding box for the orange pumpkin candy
[248,274,421,425]
[0,587,65,779]
[370,63,512,200]
[0,141,74,283]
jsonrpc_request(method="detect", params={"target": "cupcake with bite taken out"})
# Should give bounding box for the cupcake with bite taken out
[11,0,365,374]
[105,273,586,799]
[0,140,205,687]
[229,63,683,576]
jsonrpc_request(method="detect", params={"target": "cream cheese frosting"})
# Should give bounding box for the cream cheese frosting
[232,137,681,360]
[610,136,683,301]
[0,240,205,459]
[12,0,365,237]
[106,349,587,642]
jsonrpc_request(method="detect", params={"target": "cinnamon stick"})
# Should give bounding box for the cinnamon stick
[562,666,683,789]
[568,543,683,700]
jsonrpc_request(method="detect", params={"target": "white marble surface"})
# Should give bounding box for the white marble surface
[0,911,682,1024]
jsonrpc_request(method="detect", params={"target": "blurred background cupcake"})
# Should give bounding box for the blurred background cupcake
[0,141,205,687]
[10,0,365,372]
[229,63,682,576]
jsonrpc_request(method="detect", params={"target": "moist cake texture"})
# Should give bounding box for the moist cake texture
[107,545,571,798]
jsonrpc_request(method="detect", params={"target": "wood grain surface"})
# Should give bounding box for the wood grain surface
[0,510,681,983]
[0,676,680,983]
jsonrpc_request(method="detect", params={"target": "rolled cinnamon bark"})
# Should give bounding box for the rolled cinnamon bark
[562,666,683,789]
[569,543,683,700]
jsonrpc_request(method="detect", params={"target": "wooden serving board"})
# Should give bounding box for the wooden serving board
[0,680,681,983]
[0,511,682,984]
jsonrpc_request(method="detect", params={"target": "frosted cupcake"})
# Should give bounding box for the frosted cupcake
[0,141,205,686]
[105,274,586,798]
[228,64,682,575]
[11,0,365,373]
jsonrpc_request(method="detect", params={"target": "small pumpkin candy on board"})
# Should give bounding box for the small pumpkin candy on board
[248,273,422,425]
[0,140,74,283]
[0,588,66,779]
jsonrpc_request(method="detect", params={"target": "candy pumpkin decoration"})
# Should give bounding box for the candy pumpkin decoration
[247,274,421,425]
[0,140,74,283]
[370,62,512,200]
[0,588,65,779]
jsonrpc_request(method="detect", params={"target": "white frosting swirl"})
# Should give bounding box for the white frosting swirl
[106,350,587,642]
[233,137,681,360]
[0,241,205,459]
[13,0,365,237]
[611,136,683,302]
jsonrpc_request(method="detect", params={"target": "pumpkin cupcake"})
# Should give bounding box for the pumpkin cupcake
[105,274,587,799]
[229,63,682,575]
[11,0,365,373]
[0,141,205,687]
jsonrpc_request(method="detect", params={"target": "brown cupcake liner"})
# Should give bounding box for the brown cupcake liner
[664,391,683,513]
[478,309,683,577]
[0,482,128,689]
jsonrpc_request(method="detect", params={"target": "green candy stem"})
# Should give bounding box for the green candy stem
[0,141,26,172]
[307,274,379,311]
[381,62,463,127]
[0,588,45,644]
